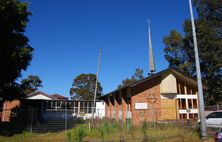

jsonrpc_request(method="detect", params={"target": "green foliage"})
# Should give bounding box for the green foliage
[99,127,105,141]
[118,68,145,88]
[67,125,87,142]
[0,0,33,100]
[142,122,148,142]
[70,73,103,100]
[103,121,110,134]
[89,121,119,141]
[163,0,222,105]
[67,131,72,142]
[20,75,42,95]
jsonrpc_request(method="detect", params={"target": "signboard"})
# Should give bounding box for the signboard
[135,103,148,109]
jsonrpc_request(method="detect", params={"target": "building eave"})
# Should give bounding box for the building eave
[100,67,207,100]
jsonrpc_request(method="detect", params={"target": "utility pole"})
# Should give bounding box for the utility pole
[92,48,102,119]
[188,0,207,138]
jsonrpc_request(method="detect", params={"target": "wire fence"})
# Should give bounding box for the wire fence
[67,119,212,142]
[0,108,199,134]
[205,104,222,111]
[0,107,106,134]
[0,104,221,136]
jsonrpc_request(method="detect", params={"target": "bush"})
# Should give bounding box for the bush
[67,125,87,142]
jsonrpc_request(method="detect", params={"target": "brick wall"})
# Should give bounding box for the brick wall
[103,70,201,125]
[131,77,162,126]
[2,100,20,122]
[105,100,109,117]
[115,96,119,122]
[122,97,127,123]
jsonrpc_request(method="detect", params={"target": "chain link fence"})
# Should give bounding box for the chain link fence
[0,107,105,134]
[0,104,221,136]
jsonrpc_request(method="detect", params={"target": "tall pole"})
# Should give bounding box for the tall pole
[188,0,207,138]
[148,19,155,75]
[92,48,102,119]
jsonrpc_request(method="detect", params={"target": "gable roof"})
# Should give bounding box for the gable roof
[101,68,206,98]
[51,94,68,99]
[27,91,56,100]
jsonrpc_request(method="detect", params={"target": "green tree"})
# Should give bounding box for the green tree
[20,75,42,95]
[0,0,33,100]
[69,74,103,100]
[163,0,222,105]
[118,68,144,88]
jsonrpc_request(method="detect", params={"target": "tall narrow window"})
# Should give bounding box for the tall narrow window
[74,102,78,113]
[188,99,192,109]
[88,102,92,113]
[178,99,186,109]
[84,101,87,113]
[193,99,197,108]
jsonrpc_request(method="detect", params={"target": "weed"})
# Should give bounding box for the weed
[66,125,87,142]
[142,122,148,142]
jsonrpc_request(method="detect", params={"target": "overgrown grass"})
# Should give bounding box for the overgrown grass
[0,120,214,142]
[67,120,213,142]
[0,131,66,142]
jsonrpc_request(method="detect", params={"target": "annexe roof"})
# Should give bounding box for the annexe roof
[27,91,56,100]
[100,68,207,99]
[51,94,68,100]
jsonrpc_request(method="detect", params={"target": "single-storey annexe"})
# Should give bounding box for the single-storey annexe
[1,91,105,122]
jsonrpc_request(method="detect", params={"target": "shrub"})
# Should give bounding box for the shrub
[67,125,87,142]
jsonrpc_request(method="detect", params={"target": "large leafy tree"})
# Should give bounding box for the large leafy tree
[0,0,33,100]
[20,75,42,95]
[163,0,222,105]
[70,74,103,100]
[118,68,144,88]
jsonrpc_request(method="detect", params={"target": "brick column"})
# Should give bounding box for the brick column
[122,96,127,123]
[131,95,136,126]
[115,95,119,122]
[105,101,109,118]
[109,96,114,119]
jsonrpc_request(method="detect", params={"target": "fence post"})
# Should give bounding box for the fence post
[187,119,190,129]
[217,104,219,111]
[30,108,33,133]
[65,102,67,131]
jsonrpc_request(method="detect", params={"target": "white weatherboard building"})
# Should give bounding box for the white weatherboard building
[75,101,105,120]
[27,91,105,119]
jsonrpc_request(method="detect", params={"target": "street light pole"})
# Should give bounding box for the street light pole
[92,48,102,119]
[188,0,207,138]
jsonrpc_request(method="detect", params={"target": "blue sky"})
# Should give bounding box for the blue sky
[21,0,194,97]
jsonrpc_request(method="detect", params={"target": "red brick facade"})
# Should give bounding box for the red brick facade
[131,77,161,125]
[101,68,201,126]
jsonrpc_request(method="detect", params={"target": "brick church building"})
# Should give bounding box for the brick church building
[100,68,206,125]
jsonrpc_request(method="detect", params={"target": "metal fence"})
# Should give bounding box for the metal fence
[205,104,222,111]
[0,107,105,134]
[0,104,221,135]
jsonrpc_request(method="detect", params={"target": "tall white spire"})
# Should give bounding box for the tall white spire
[148,19,155,75]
